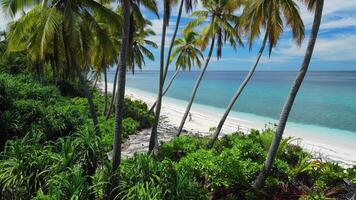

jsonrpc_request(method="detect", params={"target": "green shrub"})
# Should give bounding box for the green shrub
[119,154,208,200]
[122,117,140,138]
[159,136,209,161]
[124,98,154,128]
[177,148,261,191]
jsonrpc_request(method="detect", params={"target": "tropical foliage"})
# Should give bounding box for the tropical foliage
[1,0,354,199]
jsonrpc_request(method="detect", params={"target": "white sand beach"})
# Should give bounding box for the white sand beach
[100,82,356,167]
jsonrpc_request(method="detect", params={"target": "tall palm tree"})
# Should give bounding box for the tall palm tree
[176,0,244,136]
[149,30,204,112]
[160,0,198,99]
[106,0,131,198]
[148,0,170,155]
[207,0,305,148]
[148,0,199,155]
[4,0,119,137]
[105,1,158,120]
[253,0,324,189]
[105,20,157,119]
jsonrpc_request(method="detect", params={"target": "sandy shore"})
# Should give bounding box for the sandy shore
[100,82,356,167]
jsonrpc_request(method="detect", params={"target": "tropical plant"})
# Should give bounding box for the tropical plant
[149,30,204,112]
[106,1,159,120]
[152,0,199,110]
[254,0,325,189]
[108,0,132,198]
[208,0,305,147]
[176,0,244,136]
[3,0,120,137]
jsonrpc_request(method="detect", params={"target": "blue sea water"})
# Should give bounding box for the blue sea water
[107,70,356,140]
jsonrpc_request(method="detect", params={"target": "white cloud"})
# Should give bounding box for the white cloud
[321,17,356,30]
[267,34,356,63]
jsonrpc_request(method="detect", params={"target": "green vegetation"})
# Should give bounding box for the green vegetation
[2,0,355,199]
[0,71,155,199]
[0,71,355,199]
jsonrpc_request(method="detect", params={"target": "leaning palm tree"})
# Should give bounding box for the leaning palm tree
[176,0,244,136]
[207,0,305,148]
[149,0,200,155]
[253,0,324,189]
[160,0,198,100]
[149,30,204,112]
[148,0,170,155]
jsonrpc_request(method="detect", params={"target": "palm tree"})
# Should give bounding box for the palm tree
[105,20,157,119]
[207,0,305,148]
[105,1,158,120]
[253,0,324,189]
[110,0,131,184]
[176,0,244,136]
[148,0,170,155]
[149,0,199,112]
[148,0,200,155]
[4,0,120,197]
[128,24,157,74]
[4,0,119,137]
[149,31,204,112]
[105,0,131,198]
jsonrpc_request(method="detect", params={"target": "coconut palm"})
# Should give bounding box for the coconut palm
[175,0,244,136]
[207,0,305,148]
[106,0,131,198]
[4,0,120,137]
[253,0,324,189]
[105,0,158,120]
[149,0,198,118]
[149,31,204,112]
[129,24,157,74]
[105,21,157,119]
[148,0,170,155]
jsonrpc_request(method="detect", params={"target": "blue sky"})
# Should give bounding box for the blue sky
[1,1,356,71]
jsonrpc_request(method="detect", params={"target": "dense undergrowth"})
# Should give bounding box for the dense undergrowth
[0,71,355,199]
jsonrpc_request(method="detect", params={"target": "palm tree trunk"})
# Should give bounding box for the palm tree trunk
[76,66,101,137]
[103,68,108,115]
[148,1,169,155]
[105,66,119,120]
[111,0,131,177]
[207,31,268,148]
[162,0,184,83]
[149,67,181,113]
[176,35,216,136]
[149,0,184,114]
[253,0,324,189]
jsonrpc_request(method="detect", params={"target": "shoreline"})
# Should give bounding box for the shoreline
[100,82,356,167]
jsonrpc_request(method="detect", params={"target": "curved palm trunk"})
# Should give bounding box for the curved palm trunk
[105,66,119,120]
[162,0,184,83]
[76,66,101,137]
[149,67,181,113]
[103,68,108,115]
[207,31,268,148]
[176,36,216,136]
[148,2,169,155]
[253,0,324,189]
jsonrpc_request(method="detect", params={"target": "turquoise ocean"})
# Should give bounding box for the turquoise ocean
[107,70,356,142]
